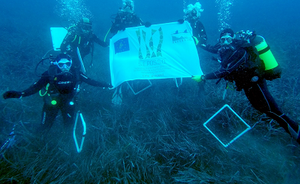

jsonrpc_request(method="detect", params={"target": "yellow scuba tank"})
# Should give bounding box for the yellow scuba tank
[253,35,278,70]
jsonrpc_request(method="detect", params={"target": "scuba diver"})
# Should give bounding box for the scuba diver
[109,0,152,105]
[60,17,108,69]
[177,2,207,97]
[192,28,300,144]
[180,2,207,46]
[3,54,111,135]
[109,0,144,35]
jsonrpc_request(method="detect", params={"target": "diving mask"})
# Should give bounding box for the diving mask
[220,35,233,45]
[57,58,72,72]
[81,24,92,35]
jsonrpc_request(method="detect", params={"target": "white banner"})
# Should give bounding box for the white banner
[109,21,203,88]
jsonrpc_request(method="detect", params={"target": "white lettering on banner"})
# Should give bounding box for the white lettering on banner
[135,58,169,78]
[138,58,166,66]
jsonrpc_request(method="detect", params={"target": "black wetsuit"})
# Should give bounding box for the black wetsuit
[110,12,143,34]
[20,66,110,134]
[187,18,207,46]
[60,26,108,68]
[204,45,300,143]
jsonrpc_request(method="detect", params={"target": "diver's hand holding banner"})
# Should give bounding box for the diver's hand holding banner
[109,21,203,88]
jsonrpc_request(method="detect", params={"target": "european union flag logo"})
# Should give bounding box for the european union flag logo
[114,38,130,54]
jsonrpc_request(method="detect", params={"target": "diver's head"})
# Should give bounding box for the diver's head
[121,0,134,13]
[184,2,204,21]
[78,17,92,35]
[54,54,72,72]
[191,9,197,18]
[219,28,235,45]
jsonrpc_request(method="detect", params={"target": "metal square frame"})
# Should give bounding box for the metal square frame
[203,104,251,147]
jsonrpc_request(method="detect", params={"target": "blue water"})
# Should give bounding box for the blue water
[1,0,299,46]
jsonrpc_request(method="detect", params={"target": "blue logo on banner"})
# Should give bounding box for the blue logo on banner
[114,38,130,54]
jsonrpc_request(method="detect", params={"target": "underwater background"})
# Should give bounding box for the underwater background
[1,0,300,183]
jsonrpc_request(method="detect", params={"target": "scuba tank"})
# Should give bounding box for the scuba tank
[236,30,279,71]
[252,35,279,71]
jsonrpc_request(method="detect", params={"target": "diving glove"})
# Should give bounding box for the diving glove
[3,91,22,99]
[192,75,205,83]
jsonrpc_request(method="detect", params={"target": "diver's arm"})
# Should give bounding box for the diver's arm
[136,15,144,26]
[110,14,123,34]
[201,43,221,54]
[110,24,118,34]
[21,72,50,97]
[80,73,111,88]
[204,67,229,80]
[92,34,109,47]
[205,49,248,79]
